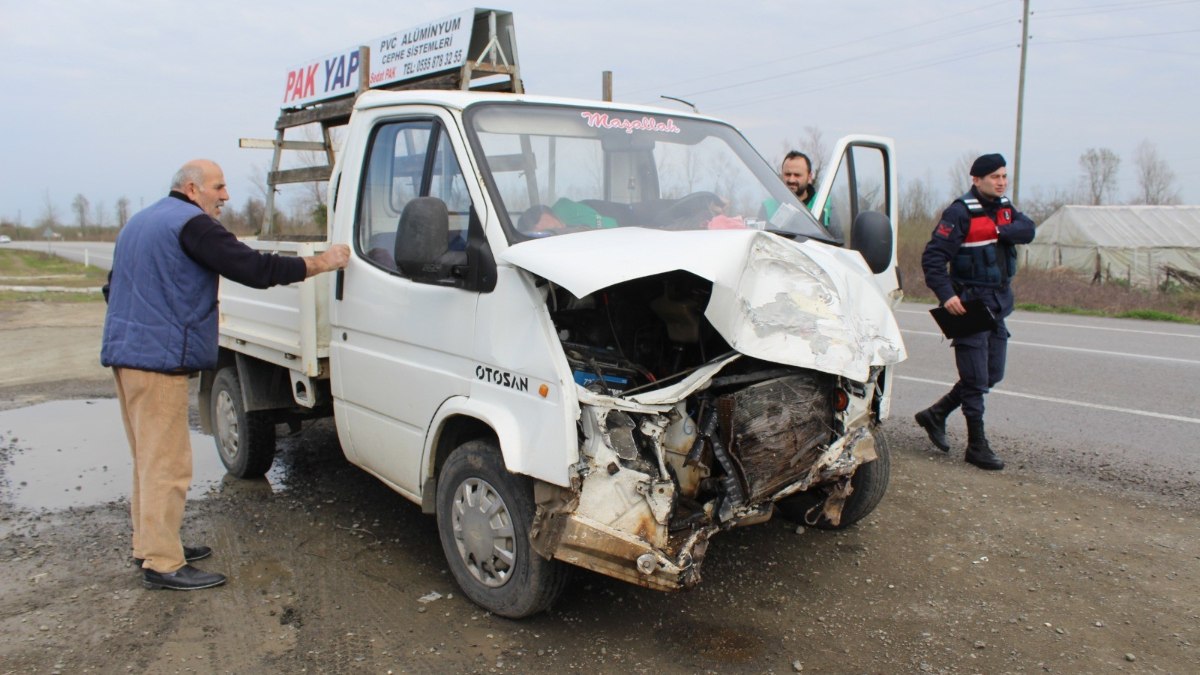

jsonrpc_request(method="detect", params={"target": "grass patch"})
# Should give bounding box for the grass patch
[0,290,104,303]
[1113,309,1197,323]
[1014,302,1106,317]
[1013,267,1200,324]
[898,221,1200,324]
[1010,303,1198,324]
[0,249,107,288]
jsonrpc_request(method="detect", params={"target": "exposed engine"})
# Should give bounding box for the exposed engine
[551,270,724,391]
[531,271,882,591]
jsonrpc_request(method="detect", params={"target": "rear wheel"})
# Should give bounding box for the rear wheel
[211,367,276,478]
[777,428,891,530]
[436,440,568,618]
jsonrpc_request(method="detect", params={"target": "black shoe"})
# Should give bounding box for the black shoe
[143,564,227,591]
[133,545,212,568]
[914,408,950,452]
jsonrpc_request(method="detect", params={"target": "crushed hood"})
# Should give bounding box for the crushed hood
[501,228,906,382]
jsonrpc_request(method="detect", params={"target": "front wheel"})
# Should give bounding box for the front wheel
[777,428,892,530]
[436,440,568,618]
[211,367,276,478]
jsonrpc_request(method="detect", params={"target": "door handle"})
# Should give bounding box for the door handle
[335,269,344,301]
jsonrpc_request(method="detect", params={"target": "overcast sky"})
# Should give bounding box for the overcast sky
[2,0,1196,226]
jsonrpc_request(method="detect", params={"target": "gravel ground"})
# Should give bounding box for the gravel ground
[1,299,1197,674]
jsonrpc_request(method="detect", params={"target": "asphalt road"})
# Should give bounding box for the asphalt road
[893,303,1200,485]
[4,240,114,269]
[8,239,1197,490]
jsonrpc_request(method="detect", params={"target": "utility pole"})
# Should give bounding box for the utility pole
[1013,0,1031,204]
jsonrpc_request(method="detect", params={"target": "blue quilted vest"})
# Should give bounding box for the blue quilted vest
[101,196,219,372]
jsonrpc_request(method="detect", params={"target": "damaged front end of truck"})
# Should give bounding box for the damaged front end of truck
[507,228,906,591]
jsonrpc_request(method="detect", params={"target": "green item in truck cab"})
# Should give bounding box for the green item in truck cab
[552,198,618,229]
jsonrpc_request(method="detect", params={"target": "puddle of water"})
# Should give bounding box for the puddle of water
[0,399,281,511]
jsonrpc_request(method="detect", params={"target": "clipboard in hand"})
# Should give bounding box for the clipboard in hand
[929,299,996,339]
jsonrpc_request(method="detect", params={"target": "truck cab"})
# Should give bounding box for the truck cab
[205,89,905,618]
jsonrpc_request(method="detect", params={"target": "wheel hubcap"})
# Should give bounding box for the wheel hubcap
[214,390,240,460]
[451,477,515,588]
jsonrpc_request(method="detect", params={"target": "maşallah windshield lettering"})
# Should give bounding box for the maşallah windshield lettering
[579,111,681,135]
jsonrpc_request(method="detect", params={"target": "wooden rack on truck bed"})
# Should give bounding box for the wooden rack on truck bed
[240,8,523,234]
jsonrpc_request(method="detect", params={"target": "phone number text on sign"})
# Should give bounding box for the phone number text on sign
[406,49,465,76]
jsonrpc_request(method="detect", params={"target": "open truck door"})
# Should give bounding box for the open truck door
[810,136,902,304]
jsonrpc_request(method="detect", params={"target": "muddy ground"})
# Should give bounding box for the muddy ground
[1,300,1197,674]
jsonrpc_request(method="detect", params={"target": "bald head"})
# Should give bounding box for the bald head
[172,159,228,219]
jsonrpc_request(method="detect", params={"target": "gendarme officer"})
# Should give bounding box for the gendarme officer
[915,153,1036,470]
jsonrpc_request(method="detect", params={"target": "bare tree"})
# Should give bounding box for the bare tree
[37,191,60,230]
[71,194,90,230]
[116,197,131,228]
[243,197,266,233]
[777,126,830,180]
[900,172,940,226]
[247,163,271,201]
[295,125,332,215]
[1020,185,1076,223]
[90,200,106,229]
[1132,140,1180,205]
[798,126,829,181]
[946,150,980,198]
[1079,147,1120,205]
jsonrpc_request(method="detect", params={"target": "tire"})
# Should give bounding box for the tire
[210,367,277,478]
[777,428,892,530]
[436,440,568,618]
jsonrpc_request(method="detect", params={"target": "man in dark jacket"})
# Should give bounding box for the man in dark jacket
[102,159,349,590]
[914,153,1036,470]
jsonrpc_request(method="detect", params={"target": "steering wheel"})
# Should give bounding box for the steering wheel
[659,191,724,230]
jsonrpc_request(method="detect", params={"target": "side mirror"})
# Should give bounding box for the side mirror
[850,210,893,275]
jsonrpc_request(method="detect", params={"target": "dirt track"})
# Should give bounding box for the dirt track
[1,299,1197,674]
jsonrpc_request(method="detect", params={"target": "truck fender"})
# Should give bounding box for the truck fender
[198,351,293,435]
[233,353,295,412]
[197,349,239,435]
[420,396,573,513]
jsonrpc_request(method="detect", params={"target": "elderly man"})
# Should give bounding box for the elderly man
[914,153,1036,471]
[102,159,349,590]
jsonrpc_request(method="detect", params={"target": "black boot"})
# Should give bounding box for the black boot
[914,394,957,452]
[965,419,1004,470]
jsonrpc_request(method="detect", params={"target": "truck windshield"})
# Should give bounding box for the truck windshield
[464,102,835,244]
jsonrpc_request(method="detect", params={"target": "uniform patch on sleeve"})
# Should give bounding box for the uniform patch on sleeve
[997,208,1013,225]
[935,221,954,238]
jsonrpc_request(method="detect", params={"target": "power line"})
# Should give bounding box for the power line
[676,17,1016,100]
[655,3,1196,106]
[1037,27,1200,43]
[707,42,1015,113]
[1035,0,1199,18]
[692,12,1195,113]
[621,0,1010,98]
[1036,40,1199,56]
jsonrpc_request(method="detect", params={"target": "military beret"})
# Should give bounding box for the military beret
[970,153,1006,178]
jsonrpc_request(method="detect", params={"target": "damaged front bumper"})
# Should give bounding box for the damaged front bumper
[530,358,884,591]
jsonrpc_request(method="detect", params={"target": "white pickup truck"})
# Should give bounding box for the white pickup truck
[201,89,906,617]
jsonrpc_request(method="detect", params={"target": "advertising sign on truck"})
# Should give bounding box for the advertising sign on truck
[278,8,488,109]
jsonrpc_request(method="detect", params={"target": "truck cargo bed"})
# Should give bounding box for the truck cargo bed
[217,239,332,377]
